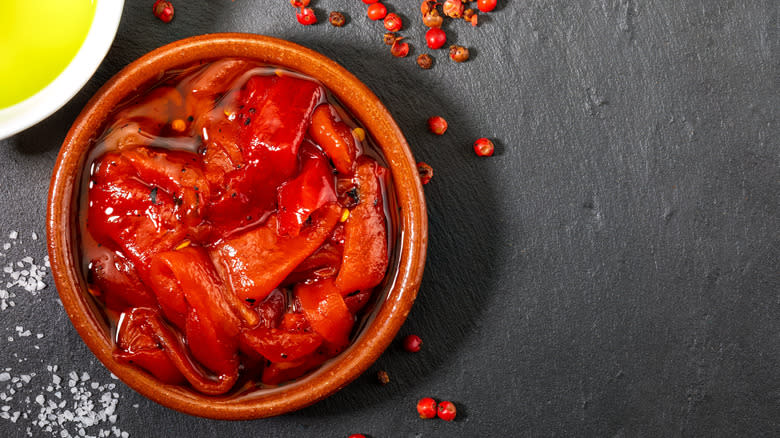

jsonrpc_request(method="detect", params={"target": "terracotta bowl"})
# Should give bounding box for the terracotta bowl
[47,33,428,419]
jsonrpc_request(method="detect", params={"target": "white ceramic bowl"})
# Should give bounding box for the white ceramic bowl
[0,0,124,140]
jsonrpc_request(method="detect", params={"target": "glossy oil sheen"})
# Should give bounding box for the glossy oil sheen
[0,0,96,108]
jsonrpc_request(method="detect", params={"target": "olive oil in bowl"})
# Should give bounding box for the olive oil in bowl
[0,0,97,109]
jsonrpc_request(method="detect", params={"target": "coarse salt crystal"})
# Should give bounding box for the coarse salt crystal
[8,231,17,239]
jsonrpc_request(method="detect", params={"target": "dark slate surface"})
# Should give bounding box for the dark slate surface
[0,1,777,436]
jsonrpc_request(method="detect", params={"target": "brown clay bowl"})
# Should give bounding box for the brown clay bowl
[46,33,427,419]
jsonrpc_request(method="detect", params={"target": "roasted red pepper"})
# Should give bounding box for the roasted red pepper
[206,75,324,232]
[87,153,190,278]
[261,352,329,386]
[116,307,238,395]
[253,288,287,329]
[114,307,185,385]
[295,277,354,347]
[282,237,343,285]
[335,158,389,295]
[277,141,338,236]
[85,60,392,394]
[241,327,323,363]
[344,289,374,314]
[309,103,358,174]
[211,203,341,304]
[88,250,158,312]
[148,247,240,377]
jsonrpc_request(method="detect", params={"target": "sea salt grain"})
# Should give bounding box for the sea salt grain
[8,231,17,239]
[1,368,130,437]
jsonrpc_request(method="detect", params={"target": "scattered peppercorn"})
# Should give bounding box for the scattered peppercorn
[417,397,437,419]
[367,2,388,21]
[329,11,346,27]
[296,7,317,25]
[478,0,497,13]
[420,0,437,15]
[443,0,465,19]
[422,8,444,28]
[449,44,470,62]
[390,39,410,58]
[425,28,447,49]
[416,162,433,185]
[152,0,174,23]
[473,137,495,156]
[463,8,476,22]
[377,370,390,385]
[425,117,447,137]
[403,334,423,352]
[384,13,403,32]
[416,53,433,69]
[290,0,310,7]
[437,401,457,421]
[383,32,398,45]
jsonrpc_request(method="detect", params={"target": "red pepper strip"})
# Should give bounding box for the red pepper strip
[254,289,287,329]
[186,59,254,99]
[88,249,158,312]
[211,202,342,304]
[116,307,238,395]
[149,247,241,376]
[282,238,343,286]
[261,352,329,386]
[239,75,323,175]
[240,327,323,363]
[344,289,373,314]
[87,155,188,281]
[184,60,255,141]
[201,118,244,188]
[121,147,210,229]
[277,141,338,236]
[295,278,354,347]
[308,103,358,174]
[114,308,185,385]
[335,158,389,295]
[281,312,311,332]
[206,75,324,232]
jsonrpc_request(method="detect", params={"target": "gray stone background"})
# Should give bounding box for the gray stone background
[0,1,777,436]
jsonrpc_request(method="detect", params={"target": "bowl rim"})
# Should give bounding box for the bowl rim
[47,33,428,419]
[0,0,125,140]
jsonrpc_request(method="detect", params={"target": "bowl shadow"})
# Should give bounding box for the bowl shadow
[282,39,507,418]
